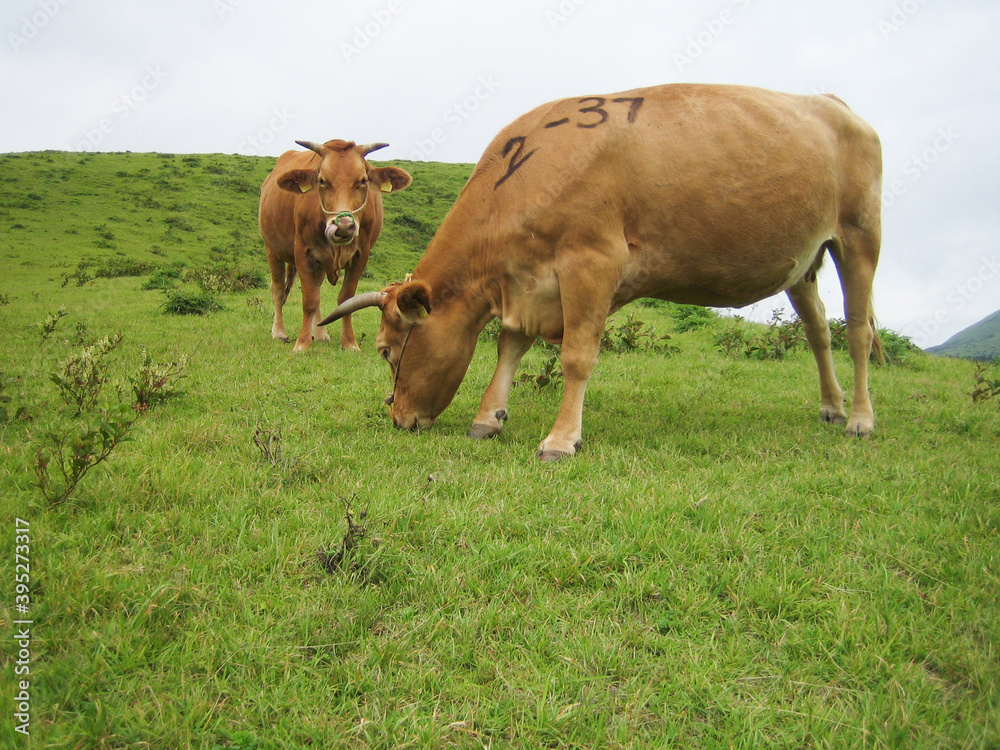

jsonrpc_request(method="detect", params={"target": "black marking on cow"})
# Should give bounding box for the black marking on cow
[612,96,645,123]
[495,136,537,189]
[575,97,609,129]
[495,98,644,190]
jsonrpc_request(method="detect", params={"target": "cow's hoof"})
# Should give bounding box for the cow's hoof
[536,449,571,462]
[846,421,873,438]
[820,407,847,425]
[468,423,501,440]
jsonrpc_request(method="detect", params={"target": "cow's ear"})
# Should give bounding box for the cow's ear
[396,280,432,325]
[370,166,412,194]
[277,169,317,194]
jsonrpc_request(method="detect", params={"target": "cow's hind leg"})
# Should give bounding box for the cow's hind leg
[829,228,880,437]
[267,252,291,341]
[785,273,847,425]
[294,264,325,352]
[334,253,366,351]
[469,327,535,440]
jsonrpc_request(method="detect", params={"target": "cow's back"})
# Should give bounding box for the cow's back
[451,83,880,308]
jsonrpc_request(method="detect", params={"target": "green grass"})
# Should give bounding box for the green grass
[1,151,999,749]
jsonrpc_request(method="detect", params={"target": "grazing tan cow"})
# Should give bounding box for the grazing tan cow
[322,84,883,460]
[258,139,411,352]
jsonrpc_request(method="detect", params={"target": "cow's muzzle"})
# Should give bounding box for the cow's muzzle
[325,213,358,245]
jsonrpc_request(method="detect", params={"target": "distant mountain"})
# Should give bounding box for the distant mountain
[925,309,1000,361]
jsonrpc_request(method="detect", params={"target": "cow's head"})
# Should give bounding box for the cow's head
[277,140,411,245]
[319,280,481,429]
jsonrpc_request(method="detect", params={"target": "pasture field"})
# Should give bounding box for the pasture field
[1,151,999,749]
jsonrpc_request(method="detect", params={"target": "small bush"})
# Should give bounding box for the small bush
[0,373,29,424]
[670,303,717,333]
[162,289,223,316]
[601,312,678,355]
[94,257,154,279]
[34,404,137,506]
[37,306,69,341]
[50,333,124,415]
[61,265,93,287]
[518,347,563,390]
[716,311,805,361]
[970,361,1000,405]
[877,328,922,365]
[142,265,185,291]
[185,265,266,294]
[131,347,189,412]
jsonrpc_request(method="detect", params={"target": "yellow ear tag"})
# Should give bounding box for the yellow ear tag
[380,181,393,193]
[415,306,429,320]
[299,183,313,193]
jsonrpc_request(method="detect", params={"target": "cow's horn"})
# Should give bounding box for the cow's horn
[318,292,386,326]
[359,142,390,156]
[295,140,326,155]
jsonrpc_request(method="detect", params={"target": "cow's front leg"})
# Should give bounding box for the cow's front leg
[294,266,325,352]
[536,318,604,462]
[469,327,535,439]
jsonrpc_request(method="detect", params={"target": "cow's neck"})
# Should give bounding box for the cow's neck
[412,217,494,335]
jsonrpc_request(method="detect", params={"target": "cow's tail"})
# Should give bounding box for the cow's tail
[869,298,886,366]
[283,263,297,300]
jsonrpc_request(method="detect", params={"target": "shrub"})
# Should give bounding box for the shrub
[715,311,806,361]
[185,265,266,294]
[876,328,922,365]
[670,303,717,333]
[50,333,123,415]
[518,347,563,390]
[130,347,190,412]
[0,373,28,424]
[970,360,1000,405]
[162,289,223,315]
[142,265,185,291]
[94,257,154,279]
[37,306,69,341]
[601,312,678,355]
[34,404,137,506]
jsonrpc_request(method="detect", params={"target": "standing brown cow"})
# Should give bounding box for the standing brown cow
[322,84,884,460]
[258,140,411,352]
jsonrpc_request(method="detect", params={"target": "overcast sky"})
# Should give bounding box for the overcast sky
[3,0,998,346]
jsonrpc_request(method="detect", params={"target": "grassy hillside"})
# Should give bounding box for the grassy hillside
[926,309,1000,362]
[1,151,999,749]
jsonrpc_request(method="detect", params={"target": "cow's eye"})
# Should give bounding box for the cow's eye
[358,177,369,189]
[318,177,327,187]
[378,346,391,361]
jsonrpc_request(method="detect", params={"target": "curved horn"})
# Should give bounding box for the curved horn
[318,291,386,326]
[359,142,390,156]
[295,140,326,155]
